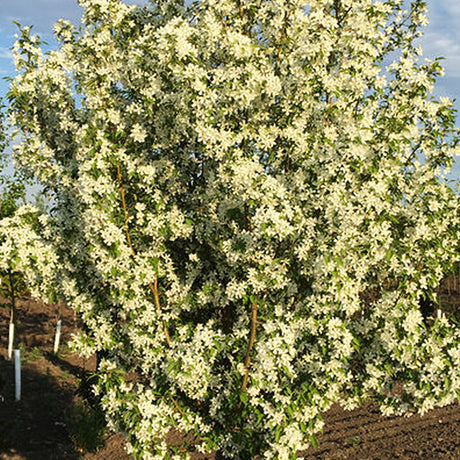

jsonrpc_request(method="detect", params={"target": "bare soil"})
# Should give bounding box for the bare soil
[0,278,460,459]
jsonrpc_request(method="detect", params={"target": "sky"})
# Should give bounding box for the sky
[0,0,460,183]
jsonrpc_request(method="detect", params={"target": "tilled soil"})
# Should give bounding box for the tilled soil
[301,401,460,459]
[1,283,460,459]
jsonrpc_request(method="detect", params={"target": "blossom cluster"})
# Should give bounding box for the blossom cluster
[2,0,460,458]
[0,205,58,300]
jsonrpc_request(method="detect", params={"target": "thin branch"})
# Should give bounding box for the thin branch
[8,268,16,326]
[116,164,136,258]
[244,203,252,231]
[150,276,172,346]
[333,0,353,27]
[116,163,172,347]
[8,268,17,351]
[241,299,259,392]
[276,11,288,60]
[237,0,250,36]
[237,0,244,18]
[150,392,186,416]
[169,395,185,416]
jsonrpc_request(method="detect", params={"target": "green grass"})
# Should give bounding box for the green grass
[65,398,106,453]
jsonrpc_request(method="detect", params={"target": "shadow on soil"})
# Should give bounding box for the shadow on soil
[0,357,81,460]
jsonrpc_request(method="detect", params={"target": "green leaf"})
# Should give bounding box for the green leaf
[309,434,319,449]
[333,255,343,267]
[352,337,360,352]
[275,426,282,443]
[385,249,393,262]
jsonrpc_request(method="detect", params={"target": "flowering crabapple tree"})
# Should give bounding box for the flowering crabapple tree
[5,0,460,457]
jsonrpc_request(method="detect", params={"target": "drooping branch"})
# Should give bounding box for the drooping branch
[241,298,258,392]
[151,275,172,346]
[116,163,172,347]
[116,164,136,258]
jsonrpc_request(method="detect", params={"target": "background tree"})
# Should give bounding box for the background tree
[0,98,25,218]
[0,98,28,349]
[4,0,460,458]
[0,99,56,359]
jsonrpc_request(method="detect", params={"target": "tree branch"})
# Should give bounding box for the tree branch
[241,298,258,392]
[116,163,172,347]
